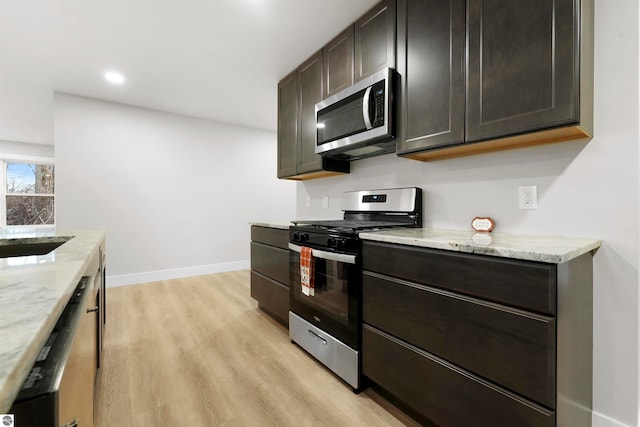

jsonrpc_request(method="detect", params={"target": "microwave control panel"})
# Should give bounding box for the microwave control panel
[372,81,385,128]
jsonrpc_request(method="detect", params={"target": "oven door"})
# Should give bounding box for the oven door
[288,243,360,350]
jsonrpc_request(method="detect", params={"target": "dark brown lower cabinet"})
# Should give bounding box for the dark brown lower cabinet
[250,271,289,324]
[250,226,290,325]
[363,325,554,427]
[363,271,555,408]
[362,241,593,427]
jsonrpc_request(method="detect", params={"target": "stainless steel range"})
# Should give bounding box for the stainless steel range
[288,187,422,391]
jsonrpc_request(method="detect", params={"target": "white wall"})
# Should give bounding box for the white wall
[297,2,639,426]
[54,93,296,286]
[0,140,54,160]
[0,70,54,146]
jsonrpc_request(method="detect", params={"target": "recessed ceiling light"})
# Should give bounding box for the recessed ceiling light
[104,71,125,84]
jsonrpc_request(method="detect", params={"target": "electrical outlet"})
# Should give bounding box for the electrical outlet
[305,196,311,208]
[518,186,538,209]
[322,196,329,209]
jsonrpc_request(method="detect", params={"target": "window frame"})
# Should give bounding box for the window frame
[0,155,55,228]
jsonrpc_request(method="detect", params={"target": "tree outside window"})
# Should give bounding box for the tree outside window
[6,163,55,226]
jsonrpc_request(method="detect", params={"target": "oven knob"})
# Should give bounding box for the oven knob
[292,232,300,241]
[336,238,346,249]
[327,237,336,247]
[300,233,309,242]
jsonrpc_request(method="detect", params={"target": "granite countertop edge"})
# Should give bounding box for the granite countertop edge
[0,227,106,413]
[249,222,291,230]
[358,228,602,264]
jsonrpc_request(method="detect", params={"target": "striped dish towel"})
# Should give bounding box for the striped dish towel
[300,247,315,296]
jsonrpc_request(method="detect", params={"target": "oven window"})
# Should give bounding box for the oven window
[291,255,354,326]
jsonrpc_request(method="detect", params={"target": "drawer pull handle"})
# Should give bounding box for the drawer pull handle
[87,306,99,313]
[308,329,327,345]
[63,418,79,427]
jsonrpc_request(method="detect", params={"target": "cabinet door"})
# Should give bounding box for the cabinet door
[396,0,465,154]
[94,274,103,369]
[277,70,298,178]
[296,51,324,174]
[250,242,290,285]
[363,272,556,408]
[323,26,355,99]
[251,271,290,326]
[354,0,396,81]
[251,225,289,249]
[363,241,557,315]
[466,0,578,142]
[363,325,555,427]
[58,291,97,427]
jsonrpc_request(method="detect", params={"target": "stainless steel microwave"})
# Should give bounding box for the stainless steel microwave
[315,68,395,160]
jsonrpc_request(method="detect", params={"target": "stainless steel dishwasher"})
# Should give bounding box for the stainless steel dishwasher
[10,276,94,427]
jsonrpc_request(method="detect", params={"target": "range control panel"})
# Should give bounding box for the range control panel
[362,194,387,203]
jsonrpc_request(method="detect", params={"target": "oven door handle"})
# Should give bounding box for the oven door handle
[288,243,357,265]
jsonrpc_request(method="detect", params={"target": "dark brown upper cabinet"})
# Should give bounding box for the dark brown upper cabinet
[395,0,466,155]
[277,71,298,178]
[277,0,396,179]
[466,0,585,142]
[354,0,396,82]
[399,0,593,161]
[277,0,400,180]
[277,51,350,180]
[297,52,324,174]
[323,26,355,99]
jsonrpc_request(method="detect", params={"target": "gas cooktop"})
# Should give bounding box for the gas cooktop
[291,219,412,233]
[291,187,422,234]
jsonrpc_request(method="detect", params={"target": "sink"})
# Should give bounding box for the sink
[0,236,73,258]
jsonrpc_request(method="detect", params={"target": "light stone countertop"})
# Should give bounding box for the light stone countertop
[249,222,291,230]
[0,227,106,412]
[358,228,601,264]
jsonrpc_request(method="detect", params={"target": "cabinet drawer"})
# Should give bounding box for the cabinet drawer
[250,242,289,285]
[363,272,555,408]
[251,226,289,249]
[363,324,555,427]
[362,241,556,315]
[250,271,289,325]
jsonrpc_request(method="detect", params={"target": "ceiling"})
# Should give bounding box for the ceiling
[0,0,378,143]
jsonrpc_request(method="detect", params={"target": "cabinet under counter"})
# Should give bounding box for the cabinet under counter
[359,229,600,427]
[250,225,291,326]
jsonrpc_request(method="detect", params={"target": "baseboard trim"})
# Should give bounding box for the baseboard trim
[592,411,632,427]
[106,260,250,287]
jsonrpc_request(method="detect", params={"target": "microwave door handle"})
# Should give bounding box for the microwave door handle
[362,86,373,130]
[288,243,357,265]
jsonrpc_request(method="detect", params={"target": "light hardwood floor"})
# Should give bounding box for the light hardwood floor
[95,270,420,427]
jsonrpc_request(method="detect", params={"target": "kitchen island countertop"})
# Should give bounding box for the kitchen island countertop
[359,228,601,264]
[0,227,106,412]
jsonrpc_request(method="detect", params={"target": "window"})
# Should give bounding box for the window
[2,161,55,226]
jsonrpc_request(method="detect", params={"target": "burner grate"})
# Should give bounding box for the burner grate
[291,219,409,232]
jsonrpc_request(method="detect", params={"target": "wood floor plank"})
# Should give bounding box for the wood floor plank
[95,270,419,426]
